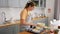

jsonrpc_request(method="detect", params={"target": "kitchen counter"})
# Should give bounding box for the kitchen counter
[19,30,59,34]
[19,31,32,34]
[19,30,50,34]
[0,20,20,34]
[0,20,20,28]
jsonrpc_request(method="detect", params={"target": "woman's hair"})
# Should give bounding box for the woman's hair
[25,1,35,8]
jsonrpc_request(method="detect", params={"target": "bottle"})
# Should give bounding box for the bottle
[58,26,60,34]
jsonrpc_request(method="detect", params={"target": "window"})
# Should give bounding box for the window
[31,0,46,8]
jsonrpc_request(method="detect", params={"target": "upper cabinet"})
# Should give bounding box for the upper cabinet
[0,0,46,8]
[0,0,8,8]
[8,0,20,8]
[0,0,29,8]
[19,0,29,8]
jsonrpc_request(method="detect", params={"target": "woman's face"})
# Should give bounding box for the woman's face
[28,6,35,11]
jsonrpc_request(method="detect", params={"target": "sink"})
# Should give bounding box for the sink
[3,21,11,24]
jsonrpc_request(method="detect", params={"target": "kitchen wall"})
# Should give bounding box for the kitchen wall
[0,0,55,21]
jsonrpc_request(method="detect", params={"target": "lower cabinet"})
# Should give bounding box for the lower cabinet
[0,24,20,34]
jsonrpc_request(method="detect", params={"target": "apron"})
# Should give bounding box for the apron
[20,11,32,32]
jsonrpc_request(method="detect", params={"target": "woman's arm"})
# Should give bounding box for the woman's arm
[21,19,36,26]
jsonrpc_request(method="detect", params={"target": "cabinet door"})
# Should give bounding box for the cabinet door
[8,0,20,8]
[0,27,8,34]
[13,24,20,34]
[6,25,20,34]
[8,0,29,8]
[0,0,8,8]
[0,26,14,34]
[6,26,14,34]
[0,24,20,34]
[19,0,29,8]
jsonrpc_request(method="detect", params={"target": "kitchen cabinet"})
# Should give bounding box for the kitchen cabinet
[0,0,29,8]
[0,25,19,34]
[8,0,29,8]
[13,24,20,34]
[0,0,46,8]
[19,0,29,8]
[0,20,20,34]
[0,0,8,8]
[8,0,20,8]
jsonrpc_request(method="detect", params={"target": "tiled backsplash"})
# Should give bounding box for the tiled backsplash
[0,8,42,20]
[0,8,21,20]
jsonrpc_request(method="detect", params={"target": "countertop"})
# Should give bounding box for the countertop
[0,20,20,28]
[32,16,48,20]
[19,30,59,34]
[1,16,47,28]
[19,31,50,34]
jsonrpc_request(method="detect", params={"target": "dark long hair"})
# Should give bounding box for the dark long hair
[25,1,35,8]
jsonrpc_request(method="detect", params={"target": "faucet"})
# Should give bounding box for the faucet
[2,12,6,22]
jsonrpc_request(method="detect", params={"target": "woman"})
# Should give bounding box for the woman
[20,1,37,32]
